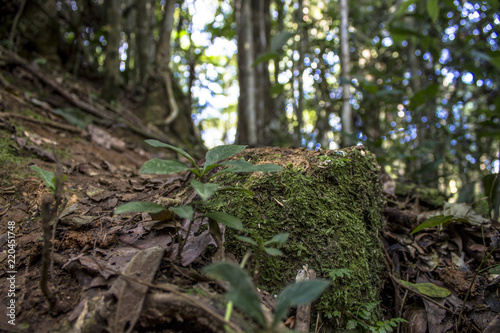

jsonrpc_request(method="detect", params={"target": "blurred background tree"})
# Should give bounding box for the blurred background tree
[1,0,499,210]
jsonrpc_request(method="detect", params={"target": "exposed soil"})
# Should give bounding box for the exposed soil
[1,52,500,333]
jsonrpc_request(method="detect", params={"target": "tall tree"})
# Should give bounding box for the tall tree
[143,0,202,150]
[135,0,155,86]
[235,0,257,145]
[339,0,353,147]
[102,0,122,101]
[235,0,276,146]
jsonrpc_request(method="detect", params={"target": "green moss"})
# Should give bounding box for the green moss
[205,147,386,330]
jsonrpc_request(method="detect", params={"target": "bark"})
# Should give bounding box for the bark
[293,0,305,147]
[253,0,275,146]
[142,0,202,152]
[235,0,257,145]
[17,0,60,63]
[102,0,122,101]
[236,0,276,146]
[136,0,154,85]
[339,0,353,147]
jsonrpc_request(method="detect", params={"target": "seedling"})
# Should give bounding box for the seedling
[204,261,331,331]
[115,140,283,258]
[236,232,290,256]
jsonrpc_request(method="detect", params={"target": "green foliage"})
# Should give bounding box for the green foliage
[30,165,67,193]
[235,232,289,256]
[115,141,283,258]
[426,0,439,23]
[203,261,330,328]
[347,301,408,333]
[410,215,455,234]
[325,268,353,282]
[116,140,282,218]
[205,211,243,231]
[397,280,451,298]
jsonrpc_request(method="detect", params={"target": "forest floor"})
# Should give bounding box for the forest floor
[1,54,499,333]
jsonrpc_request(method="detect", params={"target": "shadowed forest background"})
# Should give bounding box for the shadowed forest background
[1,0,499,207]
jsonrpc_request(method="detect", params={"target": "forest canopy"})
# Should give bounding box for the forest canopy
[1,0,499,205]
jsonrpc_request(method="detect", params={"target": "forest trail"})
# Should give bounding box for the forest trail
[1,54,499,332]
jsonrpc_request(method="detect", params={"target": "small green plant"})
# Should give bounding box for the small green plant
[346,301,407,333]
[30,164,67,311]
[325,268,353,281]
[115,140,283,257]
[204,261,331,331]
[236,232,289,256]
[30,165,67,193]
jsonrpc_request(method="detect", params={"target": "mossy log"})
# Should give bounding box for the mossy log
[207,146,386,330]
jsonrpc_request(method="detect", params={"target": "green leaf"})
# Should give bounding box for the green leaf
[114,201,167,215]
[140,159,189,174]
[270,30,295,52]
[205,212,243,231]
[204,145,247,172]
[273,280,331,327]
[235,235,258,246]
[30,165,56,191]
[409,83,439,109]
[427,0,439,23]
[191,179,220,201]
[252,51,279,67]
[264,247,283,256]
[170,205,193,220]
[144,140,197,167]
[411,215,454,234]
[489,264,500,274]
[327,268,353,281]
[203,262,265,326]
[398,280,450,298]
[394,0,418,17]
[263,233,289,246]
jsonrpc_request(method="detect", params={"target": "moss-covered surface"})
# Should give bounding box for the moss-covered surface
[205,146,386,330]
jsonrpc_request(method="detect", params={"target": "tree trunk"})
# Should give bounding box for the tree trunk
[136,0,154,86]
[142,0,202,152]
[253,0,275,146]
[102,0,122,101]
[339,0,353,147]
[235,0,257,146]
[235,0,276,147]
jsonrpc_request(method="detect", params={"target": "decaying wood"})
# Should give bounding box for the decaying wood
[295,265,316,332]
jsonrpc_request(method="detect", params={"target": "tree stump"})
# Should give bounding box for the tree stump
[208,145,386,330]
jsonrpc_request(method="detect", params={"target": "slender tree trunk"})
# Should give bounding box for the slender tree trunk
[136,0,153,85]
[102,0,122,101]
[141,0,202,151]
[339,0,353,147]
[254,0,275,146]
[292,0,306,147]
[235,0,257,145]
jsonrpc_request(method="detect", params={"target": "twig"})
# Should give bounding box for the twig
[457,233,500,327]
[387,271,455,314]
[39,163,65,311]
[91,260,243,333]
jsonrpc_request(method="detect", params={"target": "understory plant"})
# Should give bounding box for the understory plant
[114,141,338,330]
[114,140,283,258]
[204,261,331,332]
